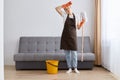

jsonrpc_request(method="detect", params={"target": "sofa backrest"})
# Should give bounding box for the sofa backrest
[19,37,92,53]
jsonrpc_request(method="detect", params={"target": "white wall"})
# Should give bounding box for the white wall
[0,0,4,79]
[4,0,95,65]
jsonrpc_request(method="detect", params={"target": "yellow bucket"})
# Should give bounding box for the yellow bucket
[46,60,59,74]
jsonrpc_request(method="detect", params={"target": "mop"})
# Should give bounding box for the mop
[80,12,87,62]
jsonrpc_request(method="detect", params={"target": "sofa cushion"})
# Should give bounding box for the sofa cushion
[14,53,95,61]
[18,37,92,53]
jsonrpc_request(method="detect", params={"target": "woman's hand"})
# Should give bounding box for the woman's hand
[77,19,85,30]
[62,1,72,9]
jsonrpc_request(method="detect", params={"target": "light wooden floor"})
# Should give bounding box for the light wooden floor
[5,66,119,80]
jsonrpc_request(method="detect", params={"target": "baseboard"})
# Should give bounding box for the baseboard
[111,73,120,80]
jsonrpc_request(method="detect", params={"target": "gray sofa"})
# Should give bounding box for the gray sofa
[14,36,95,70]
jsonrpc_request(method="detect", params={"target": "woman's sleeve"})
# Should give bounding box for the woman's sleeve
[61,11,67,23]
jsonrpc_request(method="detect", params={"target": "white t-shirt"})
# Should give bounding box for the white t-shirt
[61,11,87,27]
[61,11,80,27]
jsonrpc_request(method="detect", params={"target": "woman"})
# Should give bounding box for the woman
[55,2,86,73]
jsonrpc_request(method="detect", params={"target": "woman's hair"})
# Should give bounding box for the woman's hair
[63,6,72,14]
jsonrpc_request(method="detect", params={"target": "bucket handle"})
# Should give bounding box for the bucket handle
[47,62,58,67]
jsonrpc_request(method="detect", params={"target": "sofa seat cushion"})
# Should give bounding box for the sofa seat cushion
[14,53,95,61]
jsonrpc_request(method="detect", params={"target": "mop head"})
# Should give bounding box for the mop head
[79,12,87,27]
[80,12,87,22]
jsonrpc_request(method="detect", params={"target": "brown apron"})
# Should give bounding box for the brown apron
[60,13,77,50]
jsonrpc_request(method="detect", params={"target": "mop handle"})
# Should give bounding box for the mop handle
[81,24,84,62]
